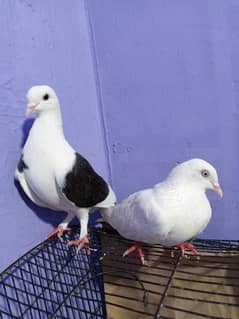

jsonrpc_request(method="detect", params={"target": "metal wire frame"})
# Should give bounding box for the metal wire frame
[99,228,239,319]
[1,226,239,319]
[0,228,107,319]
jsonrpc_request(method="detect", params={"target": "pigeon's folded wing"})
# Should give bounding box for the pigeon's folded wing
[15,168,48,208]
[55,153,114,208]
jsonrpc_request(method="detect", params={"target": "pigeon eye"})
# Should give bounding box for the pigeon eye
[201,170,209,178]
[43,94,49,101]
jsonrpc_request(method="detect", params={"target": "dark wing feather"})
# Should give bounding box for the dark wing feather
[62,153,109,208]
[17,154,28,173]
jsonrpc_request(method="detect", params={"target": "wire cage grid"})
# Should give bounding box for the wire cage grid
[0,227,239,319]
[0,228,106,319]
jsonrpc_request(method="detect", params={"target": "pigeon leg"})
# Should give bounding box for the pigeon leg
[47,212,74,238]
[178,242,198,257]
[68,208,90,254]
[123,242,145,265]
[68,236,90,255]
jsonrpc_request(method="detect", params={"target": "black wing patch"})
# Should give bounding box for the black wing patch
[62,153,109,208]
[17,155,29,173]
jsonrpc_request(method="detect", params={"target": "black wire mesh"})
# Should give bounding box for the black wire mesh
[99,227,239,319]
[0,228,106,319]
[1,226,239,319]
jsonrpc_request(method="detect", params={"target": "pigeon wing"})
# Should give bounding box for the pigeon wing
[57,153,111,208]
[15,155,48,208]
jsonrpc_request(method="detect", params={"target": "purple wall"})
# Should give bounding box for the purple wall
[0,0,108,272]
[87,0,239,240]
[1,0,239,271]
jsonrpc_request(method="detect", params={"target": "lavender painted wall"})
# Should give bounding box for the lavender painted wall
[87,0,239,240]
[1,0,239,272]
[0,0,108,271]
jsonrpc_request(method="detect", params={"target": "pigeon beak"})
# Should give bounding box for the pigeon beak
[212,183,223,198]
[26,103,38,116]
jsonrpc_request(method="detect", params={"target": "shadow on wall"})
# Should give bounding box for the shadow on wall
[20,118,35,148]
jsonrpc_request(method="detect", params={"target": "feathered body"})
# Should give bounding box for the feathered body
[102,159,222,247]
[17,109,114,210]
[15,85,116,250]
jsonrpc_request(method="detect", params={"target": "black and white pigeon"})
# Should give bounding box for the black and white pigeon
[15,85,116,253]
[101,159,222,264]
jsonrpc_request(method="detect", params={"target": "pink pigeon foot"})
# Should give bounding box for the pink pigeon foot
[178,242,198,257]
[68,236,90,255]
[47,225,71,239]
[123,242,145,265]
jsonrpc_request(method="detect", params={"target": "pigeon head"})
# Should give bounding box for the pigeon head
[170,158,223,197]
[26,85,59,116]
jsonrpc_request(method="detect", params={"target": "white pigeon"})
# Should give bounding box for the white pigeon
[15,85,116,253]
[101,159,222,264]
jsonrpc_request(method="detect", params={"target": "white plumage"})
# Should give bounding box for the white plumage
[15,85,116,252]
[102,159,222,262]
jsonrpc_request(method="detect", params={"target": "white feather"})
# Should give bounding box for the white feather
[102,159,221,247]
[15,85,116,239]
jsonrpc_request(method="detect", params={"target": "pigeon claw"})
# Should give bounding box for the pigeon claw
[68,236,90,255]
[47,225,71,239]
[178,242,198,257]
[123,242,145,265]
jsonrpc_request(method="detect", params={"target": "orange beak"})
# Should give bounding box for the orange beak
[25,103,37,116]
[213,183,223,198]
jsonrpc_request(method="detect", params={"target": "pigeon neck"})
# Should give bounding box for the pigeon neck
[37,108,63,131]
[166,175,207,193]
[35,109,64,136]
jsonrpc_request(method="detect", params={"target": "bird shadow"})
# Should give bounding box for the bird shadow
[21,117,35,148]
